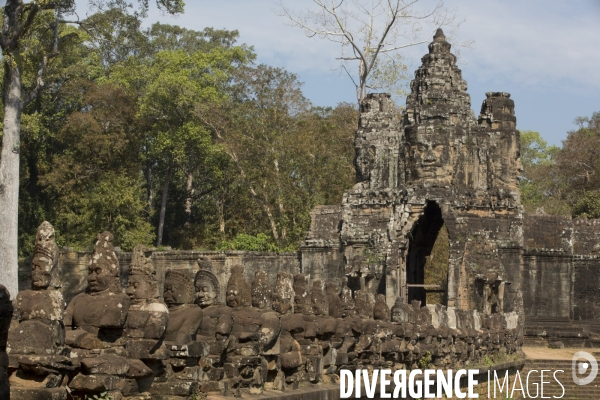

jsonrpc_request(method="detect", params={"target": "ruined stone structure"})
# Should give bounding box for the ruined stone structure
[302,29,522,320]
[300,29,600,347]
[9,29,600,398]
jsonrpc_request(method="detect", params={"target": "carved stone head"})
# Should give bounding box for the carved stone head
[194,262,220,308]
[373,294,390,321]
[404,126,455,185]
[88,231,120,293]
[391,297,410,323]
[354,290,375,319]
[31,221,60,289]
[251,270,272,310]
[325,282,342,318]
[226,265,251,308]
[272,271,294,315]
[163,269,194,307]
[126,245,158,303]
[310,280,329,316]
[293,274,312,315]
[339,286,356,318]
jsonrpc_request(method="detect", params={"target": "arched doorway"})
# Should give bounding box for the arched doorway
[406,201,448,305]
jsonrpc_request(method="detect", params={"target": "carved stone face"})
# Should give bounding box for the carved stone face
[195,279,216,308]
[88,264,114,293]
[126,275,153,301]
[226,284,243,308]
[163,276,192,306]
[31,253,52,289]
[355,146,375,182]
[391,297,410,323]
[405,131,454,184]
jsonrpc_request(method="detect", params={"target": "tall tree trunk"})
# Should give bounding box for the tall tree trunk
[0,64,22,296]
[145,162,153,222]
[273,158,286,240]
[184,168,194,228]
[217,193,225,235]
[156,158,173,247]
[224,147,279,240]
[259,190,279,241]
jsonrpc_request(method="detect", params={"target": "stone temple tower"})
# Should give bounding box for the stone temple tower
[301,29,524,315]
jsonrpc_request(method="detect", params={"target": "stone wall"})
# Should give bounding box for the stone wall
[18,249,301,304]
[521,215,600,321]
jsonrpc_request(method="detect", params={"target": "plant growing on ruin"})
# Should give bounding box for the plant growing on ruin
[86,392,113,400]
[484,355,493,367]
[419,350,432,369]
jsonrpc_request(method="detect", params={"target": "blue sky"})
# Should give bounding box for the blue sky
[75,0,599,146]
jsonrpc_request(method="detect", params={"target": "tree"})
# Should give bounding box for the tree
[277,0,462,104]
[198,65,357,248]
[518,130,567,215]
[0,0,183,296]
[518,114,600,217]
[39,81,154,250]
[110,46,250,246]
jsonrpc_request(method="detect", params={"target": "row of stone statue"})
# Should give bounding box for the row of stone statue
[2,222,522,399]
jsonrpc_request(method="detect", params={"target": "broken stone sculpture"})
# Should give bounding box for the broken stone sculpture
[391,297,411,324]
[123,245,169,365]
[477,272,506,315]
[64,231,130,337]
[8,221,64,356]
[293,274,312,315]
[373,294,391,321]
[125,245,168,339]
[339,286,356,318]
[163,269,202,344]
[325,282,342,318]
[310,280,329,316]
[224,266,280,393]
[251,270,272,310]
[272,271,294,315]
[354,289,375,319]
[7,223,70,399]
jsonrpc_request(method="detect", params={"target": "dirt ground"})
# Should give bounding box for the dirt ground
[523,346,600,360]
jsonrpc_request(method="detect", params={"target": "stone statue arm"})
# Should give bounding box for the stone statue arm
[63,293,83,329]
[144,310,169,340]
[215,307,233,336]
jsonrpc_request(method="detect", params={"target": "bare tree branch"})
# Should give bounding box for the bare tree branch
[276,0,467,104]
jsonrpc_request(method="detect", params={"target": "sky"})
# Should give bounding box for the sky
[73,0,600,146]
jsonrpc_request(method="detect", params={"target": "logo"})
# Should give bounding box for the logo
[572,351,598,386]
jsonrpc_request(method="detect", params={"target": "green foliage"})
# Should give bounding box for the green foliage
[484,356,493,367]
[13,9,357,256]
[519,115,600,217]
[54,172,155,251]
[86,391,112,400]
[520,130,560,168]
[216,233,289,253]
[419,351,432,369]
[572,190,600,219]
[519,130,570,215]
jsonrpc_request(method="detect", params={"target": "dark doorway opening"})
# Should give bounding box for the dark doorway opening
[406,201,446,305]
